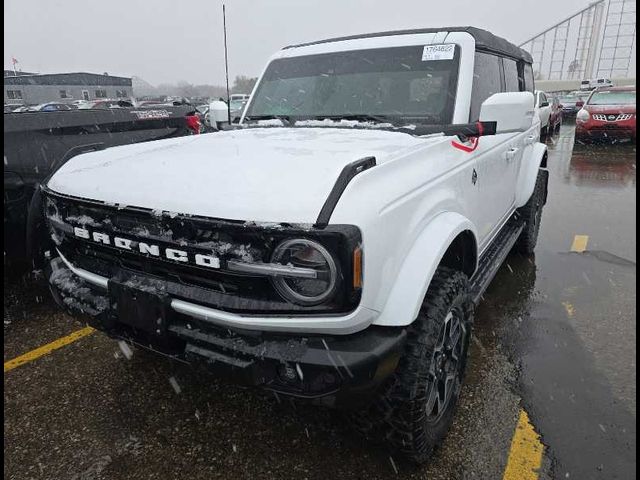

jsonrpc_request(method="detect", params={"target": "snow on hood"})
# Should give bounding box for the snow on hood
[47,127,428,223]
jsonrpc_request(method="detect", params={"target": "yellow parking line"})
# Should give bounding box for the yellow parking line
[4,326,95,373]
[502,409,544,480]
[570,235,589,252]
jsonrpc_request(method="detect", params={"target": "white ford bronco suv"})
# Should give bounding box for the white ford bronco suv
[38,27,548,462]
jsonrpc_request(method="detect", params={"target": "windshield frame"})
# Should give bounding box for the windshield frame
[242,44,461,128]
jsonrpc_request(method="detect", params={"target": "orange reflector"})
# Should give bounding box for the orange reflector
[353,247,363,289]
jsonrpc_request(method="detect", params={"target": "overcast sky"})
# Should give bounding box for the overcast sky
[5,0,595,85]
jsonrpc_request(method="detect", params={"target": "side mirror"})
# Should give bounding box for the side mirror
[208,100,229,125]
[479,92,535,133]
[540,101,549,107]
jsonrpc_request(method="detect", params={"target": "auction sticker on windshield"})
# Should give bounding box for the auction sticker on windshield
[422,44,455,61]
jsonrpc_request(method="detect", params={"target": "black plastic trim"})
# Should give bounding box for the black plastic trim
[315,156,376,227]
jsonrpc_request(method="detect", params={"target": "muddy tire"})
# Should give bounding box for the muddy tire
[350,267,473,464]
[514,170,546,254]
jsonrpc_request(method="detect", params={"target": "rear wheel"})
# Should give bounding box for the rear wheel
[350,267,473,464]
[514,170,546,254]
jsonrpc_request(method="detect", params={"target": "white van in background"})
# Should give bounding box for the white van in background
[580,78,614,91]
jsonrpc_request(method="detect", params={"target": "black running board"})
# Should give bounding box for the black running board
[469,215,524,304]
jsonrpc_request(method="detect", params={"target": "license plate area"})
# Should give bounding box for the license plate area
[109,275,169,334]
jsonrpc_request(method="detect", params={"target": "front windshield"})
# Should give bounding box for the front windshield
[244,45,460,126]
[588,90,636,105]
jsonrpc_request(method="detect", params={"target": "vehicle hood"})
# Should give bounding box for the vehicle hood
[585,104,636,114]
[47,127,429,223]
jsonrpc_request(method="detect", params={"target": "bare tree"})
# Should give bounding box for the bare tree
[232,75,258,94]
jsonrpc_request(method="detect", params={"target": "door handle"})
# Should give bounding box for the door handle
[505,147,519,161]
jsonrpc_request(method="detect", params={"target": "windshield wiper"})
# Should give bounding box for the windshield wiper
[243,114,292,126]
[313,114,394,124]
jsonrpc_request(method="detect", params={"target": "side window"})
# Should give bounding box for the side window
[540,92,548,105]
[95,89,107,98]
[503,58,520,92]
[523,63,535,93]
[470,52,502,121]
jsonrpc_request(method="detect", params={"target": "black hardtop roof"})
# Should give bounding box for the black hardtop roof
[283,26,533,63]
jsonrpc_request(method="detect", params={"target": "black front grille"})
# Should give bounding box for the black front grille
[44,189,362,314]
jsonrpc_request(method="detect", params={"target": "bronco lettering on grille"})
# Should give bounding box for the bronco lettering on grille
[72,226,221,269]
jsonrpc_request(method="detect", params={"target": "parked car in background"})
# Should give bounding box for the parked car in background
[5,105,203,265]
[4,104,23,113]
[230,93,250,101]
[28,102,72,112]
[10,105,33,113]
[580,78,613,91]
[136,100,165,107]
[229,98,248,123]
[558,91,590,117]
[194,104,217,132]
[77,99,134,109]
[534,90,552,138]
[547,94,563,134]
[575,86,636,144]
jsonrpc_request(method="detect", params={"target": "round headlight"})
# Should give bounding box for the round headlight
[271,239,338,306]
[576,109,590,122]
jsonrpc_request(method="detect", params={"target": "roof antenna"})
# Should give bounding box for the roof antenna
[223,3,231,125]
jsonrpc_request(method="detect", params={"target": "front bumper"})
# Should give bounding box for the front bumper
[47,255,406,406]
[576,121,636,141]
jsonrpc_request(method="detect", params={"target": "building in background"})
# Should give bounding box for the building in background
[4,72,133,105]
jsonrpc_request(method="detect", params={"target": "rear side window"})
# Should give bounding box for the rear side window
[538,92,548,106]
[503,58,520,92]
[470,52,502,121]
[523,63,535,93]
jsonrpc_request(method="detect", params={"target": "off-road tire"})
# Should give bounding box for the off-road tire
[514,170,546,254]
[350,267,473,464]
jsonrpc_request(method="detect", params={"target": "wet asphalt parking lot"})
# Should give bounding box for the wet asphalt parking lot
[4,122,636,480]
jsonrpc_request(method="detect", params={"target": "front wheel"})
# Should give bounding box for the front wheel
[350,267,473,464]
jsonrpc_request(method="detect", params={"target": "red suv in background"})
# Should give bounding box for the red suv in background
[575,86,636,144]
